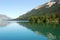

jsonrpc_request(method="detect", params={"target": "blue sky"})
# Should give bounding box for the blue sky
[0,0,50,18]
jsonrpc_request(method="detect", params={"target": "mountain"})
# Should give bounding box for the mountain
[51,0,60,4]
[17,0,60,22]
[0,14,10,21]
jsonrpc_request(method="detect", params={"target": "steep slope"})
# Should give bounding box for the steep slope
[17,0,60,22]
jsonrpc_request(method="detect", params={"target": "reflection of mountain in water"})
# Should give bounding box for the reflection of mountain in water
[0,14,11,27]
[18,22,60,40]
[0,21,10,27]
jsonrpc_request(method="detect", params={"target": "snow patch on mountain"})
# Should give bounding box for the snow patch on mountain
[46,2,56,8]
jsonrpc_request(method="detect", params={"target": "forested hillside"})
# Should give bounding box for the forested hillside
[17,0,60,23]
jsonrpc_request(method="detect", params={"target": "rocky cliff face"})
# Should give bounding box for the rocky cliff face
[35,0,60,9]
[46,2,56,8]
[46,0,60,8]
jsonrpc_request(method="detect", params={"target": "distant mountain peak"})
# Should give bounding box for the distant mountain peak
[0,14,10,21]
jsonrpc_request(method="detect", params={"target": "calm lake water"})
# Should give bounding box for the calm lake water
[0,21,60,40]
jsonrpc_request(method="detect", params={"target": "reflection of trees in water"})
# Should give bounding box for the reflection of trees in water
[0,21,10,27]
[18,22,60,40]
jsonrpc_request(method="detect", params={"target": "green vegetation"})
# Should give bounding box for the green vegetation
[28,14,60,23]
[17,2,60,23]
[18,22,60,40]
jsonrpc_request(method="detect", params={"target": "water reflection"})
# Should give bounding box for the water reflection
[17,22,60,40]
[0,21,10,27]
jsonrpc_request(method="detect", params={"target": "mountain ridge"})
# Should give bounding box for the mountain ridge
[0,14,10,21]
[17,0,60,22]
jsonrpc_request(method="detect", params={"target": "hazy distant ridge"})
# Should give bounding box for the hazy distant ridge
[0,14,10,21]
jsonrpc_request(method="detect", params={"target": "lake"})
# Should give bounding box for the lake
[0,21,60,40]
